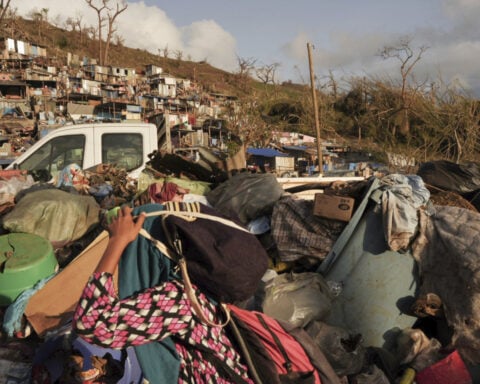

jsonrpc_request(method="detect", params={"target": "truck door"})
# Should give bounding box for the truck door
[16,134,87,181]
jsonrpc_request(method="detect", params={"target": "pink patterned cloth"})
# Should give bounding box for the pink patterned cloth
[73,272,253,383]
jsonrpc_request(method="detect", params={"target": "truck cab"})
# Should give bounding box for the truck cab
[7,122,158,181]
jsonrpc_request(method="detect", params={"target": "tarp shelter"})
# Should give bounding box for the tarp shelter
[66,102,95,121]
[247,147,294,175]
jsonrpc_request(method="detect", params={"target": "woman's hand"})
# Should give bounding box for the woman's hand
[108,205,146,246]
[95,206,146,274]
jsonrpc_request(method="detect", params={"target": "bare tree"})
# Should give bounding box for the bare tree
[85,25,97,41]
[226,92,271,151]
[236,56,257,90]
[159,44,170,58]
[51,13,62,28]
[255,62,280,85]
[103,0,127,65]
[327,70,338,99]
[65,17,76,32]
[3,6,17,38]
[66,12,88,44]
[85,0,108,65]
[434,87,480,163]
[27,8,48,39]
[40,8,49,37]
[379,36,429,135]
[293,65,308,84]
[0,0,11,26]
[85,0,128,65]
[174,49,183,61]
[237,56,256,77]
[113,33,124,47]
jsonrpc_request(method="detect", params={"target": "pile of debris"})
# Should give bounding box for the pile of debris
[0,159,478,383]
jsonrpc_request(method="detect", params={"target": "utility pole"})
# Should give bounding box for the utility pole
[307,42,322,175]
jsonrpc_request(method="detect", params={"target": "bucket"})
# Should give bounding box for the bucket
[0,233,58,306]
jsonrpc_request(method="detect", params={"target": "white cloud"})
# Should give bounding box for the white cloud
[181,20,237,71]
[282,30,401,84]
[116,2,183,54]
[283,32,311,62]
[281,0,480,94]
[14,0,93,25]
[315,31,386,69]
[423,41,480,92]
[443,0,480,19]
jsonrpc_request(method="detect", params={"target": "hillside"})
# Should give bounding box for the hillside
[5,16,480,164]
[9,17,285,97]
[10,16,315,133]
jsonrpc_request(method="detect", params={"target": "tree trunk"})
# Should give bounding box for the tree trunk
[400,108,410,136]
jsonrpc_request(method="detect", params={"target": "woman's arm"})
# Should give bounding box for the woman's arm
[74,206,198,348]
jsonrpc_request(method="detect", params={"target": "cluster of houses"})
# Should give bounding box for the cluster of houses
[0,36,376,176]
[0,36,236,128]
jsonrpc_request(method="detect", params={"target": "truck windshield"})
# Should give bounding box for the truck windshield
[18,134,86,180]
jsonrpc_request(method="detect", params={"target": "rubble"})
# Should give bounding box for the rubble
[0,159,478,383]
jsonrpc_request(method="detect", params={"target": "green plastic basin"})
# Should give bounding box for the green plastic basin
[0,233,58,306]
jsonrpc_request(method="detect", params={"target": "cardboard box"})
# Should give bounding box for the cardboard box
[24,231,118,337]
[313,193,355,222]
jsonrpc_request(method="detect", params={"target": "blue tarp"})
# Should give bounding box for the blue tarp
[247,148,290,157]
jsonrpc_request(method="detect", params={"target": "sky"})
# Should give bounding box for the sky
[13,0,480,95]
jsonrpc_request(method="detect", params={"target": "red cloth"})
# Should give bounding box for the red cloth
[148,182,189,204]
[416,350,472,384]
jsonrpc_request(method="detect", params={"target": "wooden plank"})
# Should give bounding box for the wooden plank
[276,175,365,189]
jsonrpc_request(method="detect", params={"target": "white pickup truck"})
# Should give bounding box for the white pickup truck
[7,122,159,180]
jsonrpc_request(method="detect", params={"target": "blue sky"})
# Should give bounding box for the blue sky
[15,0,480,95]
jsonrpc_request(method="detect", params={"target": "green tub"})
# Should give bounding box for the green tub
[0,233,58,306]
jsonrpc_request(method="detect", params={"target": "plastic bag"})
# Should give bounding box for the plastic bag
[349,365,390,384]
[2,188,100,248]
[305,320,366,377]
[0,175,35,205]
[262,272,333,328]
[206,172,284,224]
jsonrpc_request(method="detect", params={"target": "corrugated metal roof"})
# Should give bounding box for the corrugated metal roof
[282,145,307,151]
[247,147,290,157]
